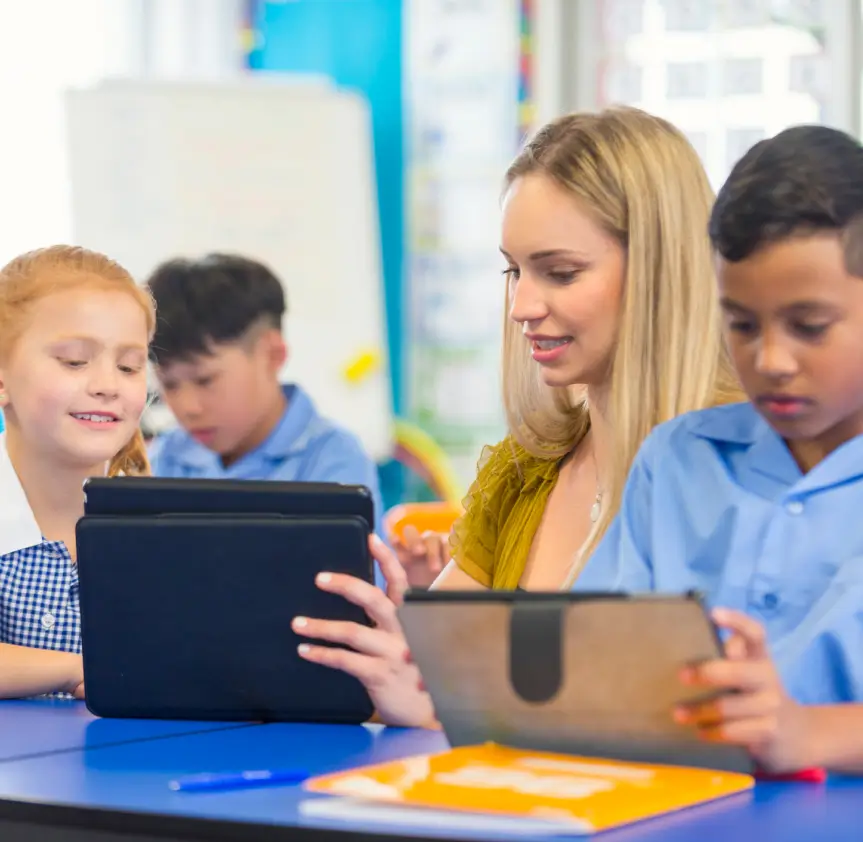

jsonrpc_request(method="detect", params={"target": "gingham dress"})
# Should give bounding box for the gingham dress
[0,539,81,699]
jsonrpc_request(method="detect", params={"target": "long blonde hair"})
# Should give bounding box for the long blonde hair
[0,245,156,476]
[501,107,741,585]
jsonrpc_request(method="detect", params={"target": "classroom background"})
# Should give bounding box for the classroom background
[0,0,856,514]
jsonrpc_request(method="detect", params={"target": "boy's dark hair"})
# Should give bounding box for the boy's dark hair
[147,253,286,365]
[709,125,863,265]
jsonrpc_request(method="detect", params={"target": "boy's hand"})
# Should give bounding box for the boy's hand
[674,608,813,774]
[392,526,449,589]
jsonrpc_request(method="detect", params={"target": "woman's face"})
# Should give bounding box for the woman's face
[501,173,626,389]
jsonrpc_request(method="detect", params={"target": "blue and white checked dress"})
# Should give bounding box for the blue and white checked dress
[0,434,82,698]
[0,541,81,654]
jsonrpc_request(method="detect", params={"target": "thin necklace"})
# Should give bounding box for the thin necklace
[589,446,604,523]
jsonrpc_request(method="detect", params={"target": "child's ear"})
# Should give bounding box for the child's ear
[843,214,863,277]
[263,330,288,374]
[0,368,8,408]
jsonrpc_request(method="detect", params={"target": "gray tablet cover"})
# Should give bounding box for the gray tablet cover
[399,594,751,774]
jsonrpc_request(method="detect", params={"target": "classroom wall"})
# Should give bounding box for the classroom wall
[245,0,406,507]
[246,0,405,418]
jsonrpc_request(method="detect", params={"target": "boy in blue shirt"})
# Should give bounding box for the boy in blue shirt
[146,254,385,538]
[580,125,863,774]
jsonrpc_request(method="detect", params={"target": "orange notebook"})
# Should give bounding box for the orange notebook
[305,743,754,835]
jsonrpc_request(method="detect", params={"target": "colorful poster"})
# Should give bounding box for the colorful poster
[405,0,528,494]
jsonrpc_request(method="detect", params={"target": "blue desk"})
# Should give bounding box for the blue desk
[0,699,248,762]
[0,703,860,842]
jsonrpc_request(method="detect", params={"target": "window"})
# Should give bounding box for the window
[593,0,856,188]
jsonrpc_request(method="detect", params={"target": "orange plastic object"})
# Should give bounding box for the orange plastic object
[384,502,462,543]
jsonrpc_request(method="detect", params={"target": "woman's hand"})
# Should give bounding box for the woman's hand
[392,527,449,589]
[292,534,439,729]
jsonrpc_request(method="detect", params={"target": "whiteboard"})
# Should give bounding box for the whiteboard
[65,79,393,460]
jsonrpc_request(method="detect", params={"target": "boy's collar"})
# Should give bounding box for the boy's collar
[690,401,762,444]
[691,401,863,491]
[691,403,801,486]
[0,434,43,555]
[260,384,315,459]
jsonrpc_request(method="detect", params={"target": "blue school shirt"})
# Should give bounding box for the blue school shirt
[577,401,863,707]
[150,383,387,549]
[0,435,81,698]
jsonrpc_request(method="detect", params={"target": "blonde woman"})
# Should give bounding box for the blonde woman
[291,107,742,726]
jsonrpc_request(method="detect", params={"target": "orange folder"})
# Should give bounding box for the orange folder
[306,743,754,835]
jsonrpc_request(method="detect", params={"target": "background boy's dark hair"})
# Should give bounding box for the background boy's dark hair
[709,125,863,269]
[147,253,286,365]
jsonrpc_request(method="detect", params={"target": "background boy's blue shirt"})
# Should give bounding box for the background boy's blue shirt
[577,401,863,706]
[150,384,387,584]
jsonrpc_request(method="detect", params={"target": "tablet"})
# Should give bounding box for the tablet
[399,590,751,773]
[76,478,375,723]
[83,476,374,527]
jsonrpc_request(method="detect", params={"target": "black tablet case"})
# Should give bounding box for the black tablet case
[77,480,375,723]
[83,476,374,527]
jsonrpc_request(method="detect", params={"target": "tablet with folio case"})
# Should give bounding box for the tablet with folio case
[398,590,752,774]
[76,477,375,723]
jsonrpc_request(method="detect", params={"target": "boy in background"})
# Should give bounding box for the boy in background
[146,253,385,539]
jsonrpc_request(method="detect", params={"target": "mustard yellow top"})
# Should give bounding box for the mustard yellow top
[449,436,562,590]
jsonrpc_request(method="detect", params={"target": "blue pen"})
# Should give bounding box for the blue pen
[169,768,309,793]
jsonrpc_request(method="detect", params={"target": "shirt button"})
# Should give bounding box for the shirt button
[762,592,779,610]
[785,500,804,515]
[41,612,56,630]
